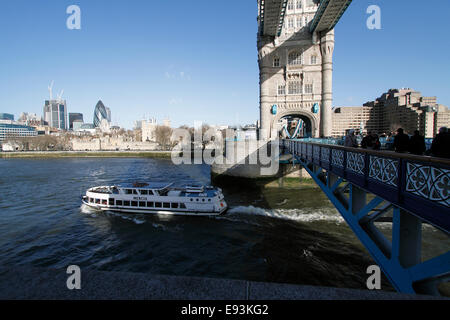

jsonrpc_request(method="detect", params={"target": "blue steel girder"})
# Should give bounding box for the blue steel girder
[284,140,450,233]
[283,140,450,295]
[310,0,353,34]
[259,0,288,37]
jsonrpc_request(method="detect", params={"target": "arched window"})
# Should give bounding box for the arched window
[288,51,303,66]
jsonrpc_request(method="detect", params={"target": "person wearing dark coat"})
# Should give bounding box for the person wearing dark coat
[393,128,410,153]
[431,127,450,159]
[372,133,381,150]
[361,132,373,149]
[409,130,426,155]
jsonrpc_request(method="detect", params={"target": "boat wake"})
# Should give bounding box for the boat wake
[225,205,345,224]
[80,204,146,224]
[80,203,99,215]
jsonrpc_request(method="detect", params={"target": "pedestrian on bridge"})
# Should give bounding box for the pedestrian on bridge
[344,130,358,148]
[393,128,410,153]
[431,127,450,159]
[408,130,426,155]
[361,132,373,149]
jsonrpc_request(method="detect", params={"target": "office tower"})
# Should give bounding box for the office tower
[93,100,109,128]
[43,100,68,130]
[0,113,14,121]
[69,113,84,130]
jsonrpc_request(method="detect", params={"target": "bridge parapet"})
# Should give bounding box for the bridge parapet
[282,139,450,233]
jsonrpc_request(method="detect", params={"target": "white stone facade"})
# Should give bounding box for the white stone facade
[258,0,334,139]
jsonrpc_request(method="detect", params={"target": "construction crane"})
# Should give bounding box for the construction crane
[48,80,54,100]
[57,89,64,101]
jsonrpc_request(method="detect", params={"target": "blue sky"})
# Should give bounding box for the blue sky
[0,0,449,129]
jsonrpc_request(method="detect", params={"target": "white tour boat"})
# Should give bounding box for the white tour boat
[81,182,227,216]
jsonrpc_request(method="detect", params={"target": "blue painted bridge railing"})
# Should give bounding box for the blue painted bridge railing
[281,139,449,295]
[283,139,450,233]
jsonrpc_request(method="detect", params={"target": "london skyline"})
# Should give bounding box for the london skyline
[1,0,449,129]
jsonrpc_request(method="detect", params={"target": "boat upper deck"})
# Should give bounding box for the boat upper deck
[87,183,220,198]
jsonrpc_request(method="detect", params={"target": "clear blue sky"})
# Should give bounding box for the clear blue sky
[0,0,449,129]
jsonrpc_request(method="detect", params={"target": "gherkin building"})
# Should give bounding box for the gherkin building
[93,100,108,127]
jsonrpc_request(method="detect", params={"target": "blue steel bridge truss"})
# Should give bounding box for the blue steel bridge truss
[282,139,450,296]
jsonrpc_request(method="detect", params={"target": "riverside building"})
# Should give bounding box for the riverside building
[0,123,37,142]
[331,89,450,138]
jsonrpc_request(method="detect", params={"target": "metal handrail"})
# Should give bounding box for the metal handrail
[281,139,450,233]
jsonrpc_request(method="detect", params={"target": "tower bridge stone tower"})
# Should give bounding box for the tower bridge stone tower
[258,0,334,140]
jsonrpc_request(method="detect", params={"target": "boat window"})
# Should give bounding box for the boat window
[89,198,93,203]
[148,190,154,195]
[133,190,138,195]
[140,190,148,195]
[155,202,162,208]
[139,201,146,207]
[163,203,170,208]
[116,200,123,206]
[109,199,115,206]
[180,203,186,209]
[95,199,100,204]
[131,201,138,207]
[124,200,130,206]
[202,199,205,202]
[102,200,107,205]
[172,203,179,209]
[208,199,211,202]
[125,189,132,195]
[190,199,193,202]
[196,199,199,202]
[147,202,154,207]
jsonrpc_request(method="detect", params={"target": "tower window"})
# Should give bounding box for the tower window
[297,16,303,28]
[311,55,317,65]
[296,0,302,9]
[278,84,286,96]
[288,51,303,66]
[304,84,313,94]
[288,0,294,10]
[273,57,280,67]
[288,81,302,95]
[288,17,294,28]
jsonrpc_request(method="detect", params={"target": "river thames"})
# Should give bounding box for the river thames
[0,157,448,291]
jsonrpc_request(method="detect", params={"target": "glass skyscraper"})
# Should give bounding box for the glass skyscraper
[44,100,68,130]
[69,113,84,130]
[0,113,14,121]
[93,100,109,128]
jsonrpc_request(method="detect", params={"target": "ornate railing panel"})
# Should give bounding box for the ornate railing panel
[282,140,450,233]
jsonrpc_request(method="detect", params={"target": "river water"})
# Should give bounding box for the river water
[0,157,448,291]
